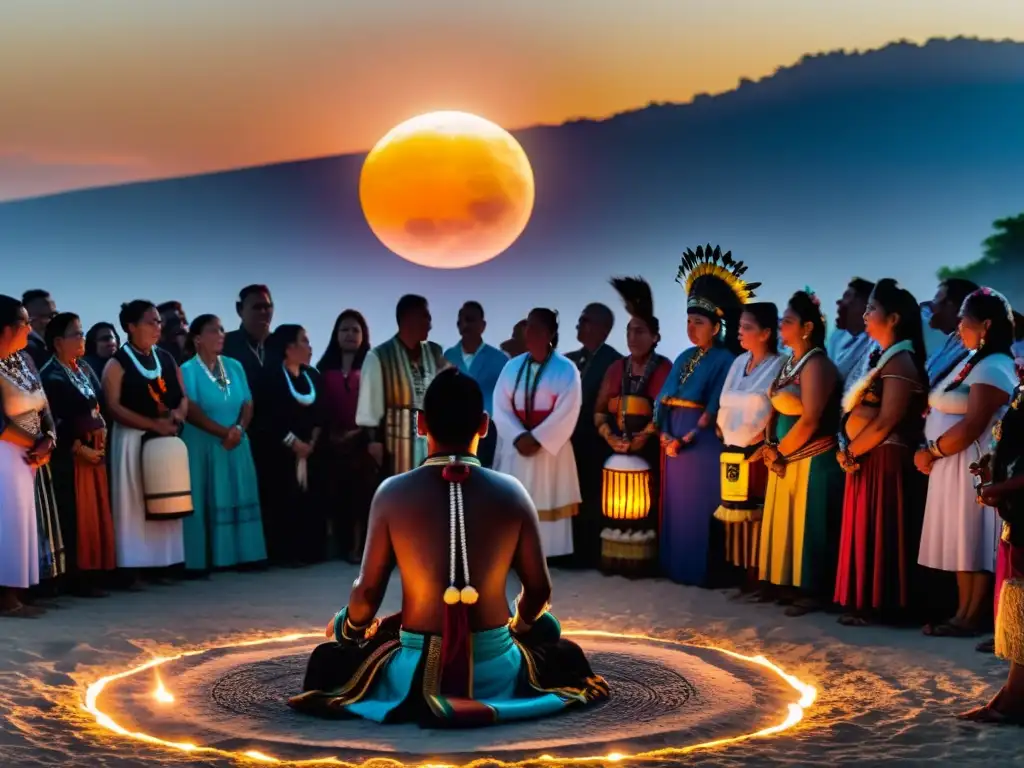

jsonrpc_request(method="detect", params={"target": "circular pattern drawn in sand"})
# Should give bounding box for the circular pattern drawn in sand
[86,631,814,765]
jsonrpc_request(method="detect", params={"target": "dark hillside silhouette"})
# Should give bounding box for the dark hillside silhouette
[1,37,1022,340]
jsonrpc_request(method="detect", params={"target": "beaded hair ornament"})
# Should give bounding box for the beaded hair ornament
[962,286,1015,325]
[676,244,760,317]
[435,456,479,606]
[802,285,827,324]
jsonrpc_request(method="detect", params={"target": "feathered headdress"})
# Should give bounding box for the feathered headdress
[676,244,760,319]
[609,276,659,335]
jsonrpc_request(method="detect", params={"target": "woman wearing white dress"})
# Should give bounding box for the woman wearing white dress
[0,295,57,617]
[715,303,784,593]
[916,288,1018,637]
[103,300,188,587]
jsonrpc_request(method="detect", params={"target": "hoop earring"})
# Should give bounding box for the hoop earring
[802,334,809,340]
[979,336,986,349]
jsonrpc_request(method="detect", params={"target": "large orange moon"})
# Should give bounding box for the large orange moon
[359,111,535,269]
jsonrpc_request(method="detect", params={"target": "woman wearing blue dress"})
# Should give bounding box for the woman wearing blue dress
[655,245,760,586]
[180,315,266,573]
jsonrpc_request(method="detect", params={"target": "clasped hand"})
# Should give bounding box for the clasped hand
[292,439,314,460]
[913,449,935,476]
[221,425,243,451]
[25,435,55,468]
[515,433,541,457]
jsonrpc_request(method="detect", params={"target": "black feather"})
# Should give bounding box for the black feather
[610,276,655,321]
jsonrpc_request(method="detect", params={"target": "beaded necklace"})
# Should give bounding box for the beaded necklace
[0,352,42,393]
[283,364,316,406]
[124,343,162,380]
[618,353,660,434]
[421,454,483,605]
[200,355,231,399]
[771,347,824,394]
[59,359,96,400]
[677,346,706,388]
[511,350,552,427]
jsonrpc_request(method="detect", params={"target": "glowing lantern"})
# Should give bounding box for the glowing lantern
[600,454,656,577]
[601,454,651,521]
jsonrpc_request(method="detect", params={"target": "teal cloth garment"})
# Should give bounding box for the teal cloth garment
[180,355,267,570]
[654,344,735,427]
[344,625,571,723]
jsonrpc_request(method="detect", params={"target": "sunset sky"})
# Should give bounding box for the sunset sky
[1,0,1019,201]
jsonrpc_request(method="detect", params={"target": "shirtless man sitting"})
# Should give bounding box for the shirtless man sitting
[289,367,608,727]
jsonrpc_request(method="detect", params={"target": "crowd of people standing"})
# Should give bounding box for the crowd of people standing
[2,247,1024,720]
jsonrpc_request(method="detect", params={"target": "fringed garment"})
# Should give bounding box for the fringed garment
[34,464,65,580]
[289,612,608,727]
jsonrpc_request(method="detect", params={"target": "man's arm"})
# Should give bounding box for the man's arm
[509,481,553,627]
[346,484,395,627]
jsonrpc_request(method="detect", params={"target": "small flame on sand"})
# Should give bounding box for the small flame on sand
[82,629,817,767]
[153,673,174,704]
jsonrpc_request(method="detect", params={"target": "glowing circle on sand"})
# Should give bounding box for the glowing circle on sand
[359,111,536,269]
[82,630,816,766]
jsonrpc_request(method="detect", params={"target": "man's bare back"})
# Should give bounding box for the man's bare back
[346,461,553,635]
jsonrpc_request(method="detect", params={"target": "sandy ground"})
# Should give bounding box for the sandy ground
[0,563,1016,767]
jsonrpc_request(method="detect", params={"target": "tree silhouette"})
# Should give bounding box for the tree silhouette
[939,213,1024,282]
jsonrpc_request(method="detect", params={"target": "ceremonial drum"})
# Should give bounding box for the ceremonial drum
[141,434,194,521]
[714,449,756,523]
[600,453,656,577]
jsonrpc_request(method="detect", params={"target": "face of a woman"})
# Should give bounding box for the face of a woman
[524,313,553,358]
[130,307,162,348]
[738,311,770,353]
[0,307,31,356]
[336,317,363,352]
[197,318,225,356]
[57,318,86,360]
[625,317,656,357]
[863,296,896,345]
[958,313,990,351]
[778,307,805,348]
[95,327,119,358]
[686,313,718,349]
[287,328,313,366]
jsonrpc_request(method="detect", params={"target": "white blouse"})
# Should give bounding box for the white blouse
[928,352,1017,417]
[717,352,784,448]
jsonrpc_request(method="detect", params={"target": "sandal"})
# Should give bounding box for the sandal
[923,622,981,638]
[838,614,872,627]
[784,598,820,617]
[976,638,996,654]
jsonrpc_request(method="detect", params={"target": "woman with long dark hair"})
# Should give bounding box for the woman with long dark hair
[759,289,844,615]
[315,310,378,562]
[594,278,672,577]
[0,295,57,617]
[714,302,784,593]
[257,323,324,566]
[40,312,116,597]
[84,322,120,379]
[179,314,266,573]
[916,288,1017,637]
[833,279,928,625]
